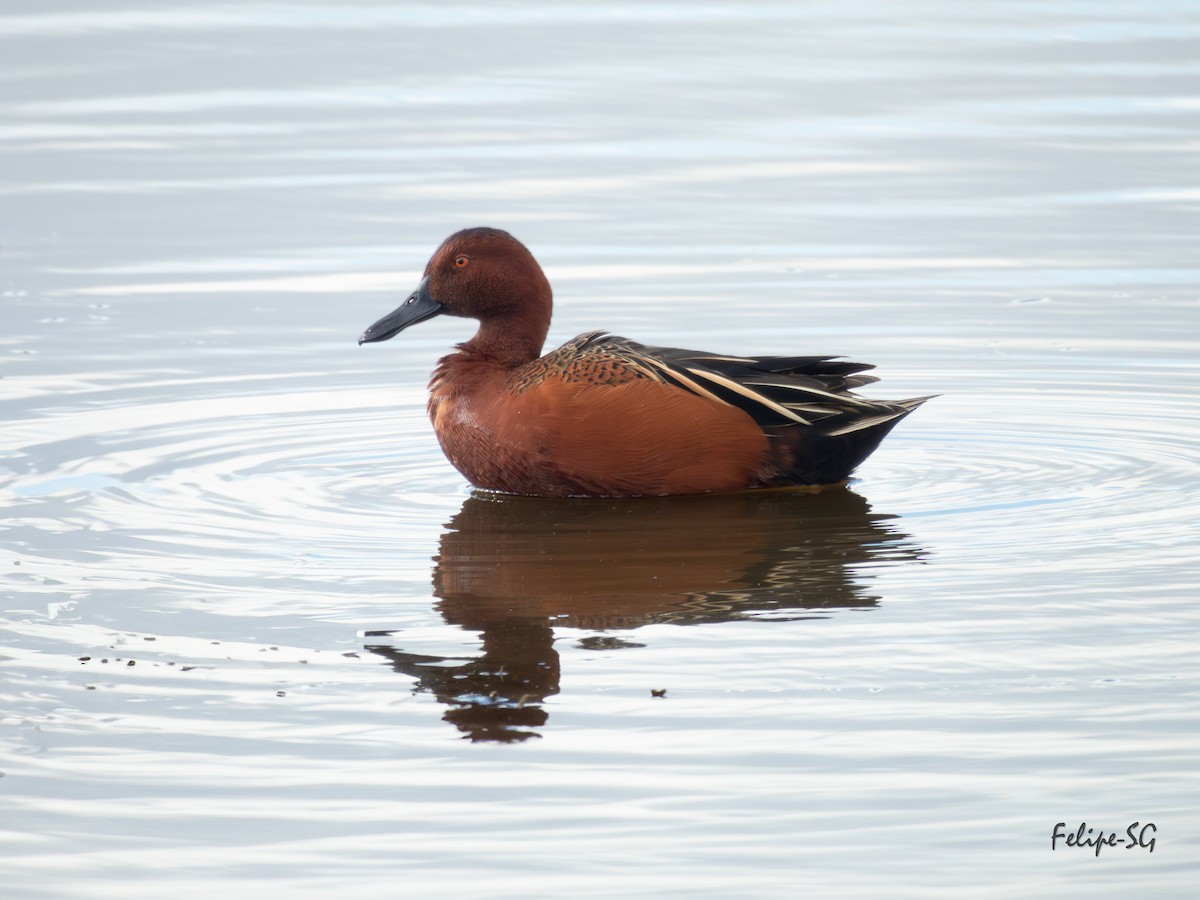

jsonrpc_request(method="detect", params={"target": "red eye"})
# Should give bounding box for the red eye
[454,255,469,268]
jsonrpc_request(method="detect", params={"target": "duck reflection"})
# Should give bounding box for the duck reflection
[366,488,922,742]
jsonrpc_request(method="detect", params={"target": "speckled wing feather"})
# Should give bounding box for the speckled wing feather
[529,332,931,434]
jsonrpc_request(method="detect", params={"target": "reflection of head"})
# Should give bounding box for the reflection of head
[368,618,555,743]
[367,488,922,741]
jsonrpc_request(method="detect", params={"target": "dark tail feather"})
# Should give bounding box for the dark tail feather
[765,396,934,486]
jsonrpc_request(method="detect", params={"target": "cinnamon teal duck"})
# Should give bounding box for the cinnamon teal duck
[360,227,930,497]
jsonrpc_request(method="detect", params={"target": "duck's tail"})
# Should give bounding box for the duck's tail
[763,394,936,486]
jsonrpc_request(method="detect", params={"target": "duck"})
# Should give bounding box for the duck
[360,227,930,498]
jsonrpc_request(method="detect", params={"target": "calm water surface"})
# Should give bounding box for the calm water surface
[2,2,1198,897]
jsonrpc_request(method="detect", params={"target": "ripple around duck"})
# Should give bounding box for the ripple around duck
[7,357,1198,579]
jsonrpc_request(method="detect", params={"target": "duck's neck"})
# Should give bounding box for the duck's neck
[455,310,550,370]
[431,313,549,402]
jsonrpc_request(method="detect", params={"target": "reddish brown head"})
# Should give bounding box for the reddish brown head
[360,227,553,366]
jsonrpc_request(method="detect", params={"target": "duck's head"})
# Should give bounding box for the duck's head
[359,227,552,347]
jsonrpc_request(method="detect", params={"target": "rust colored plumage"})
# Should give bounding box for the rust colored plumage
[360,227,931,498]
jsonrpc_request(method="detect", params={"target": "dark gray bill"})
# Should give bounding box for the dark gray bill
[358,277,444,344]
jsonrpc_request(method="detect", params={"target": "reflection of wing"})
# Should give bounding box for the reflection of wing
[434,488,922,627]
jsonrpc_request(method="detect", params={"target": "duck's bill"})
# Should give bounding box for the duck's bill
[359,277,445,344]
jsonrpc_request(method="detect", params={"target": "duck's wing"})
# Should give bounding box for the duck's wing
[553,333,930,433]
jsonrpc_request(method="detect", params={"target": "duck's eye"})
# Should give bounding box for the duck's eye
[454,255,469,268]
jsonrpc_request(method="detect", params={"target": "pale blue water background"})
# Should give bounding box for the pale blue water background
[2,2,1199,897]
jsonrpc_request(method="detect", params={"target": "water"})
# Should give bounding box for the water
[2,2,1198,896]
